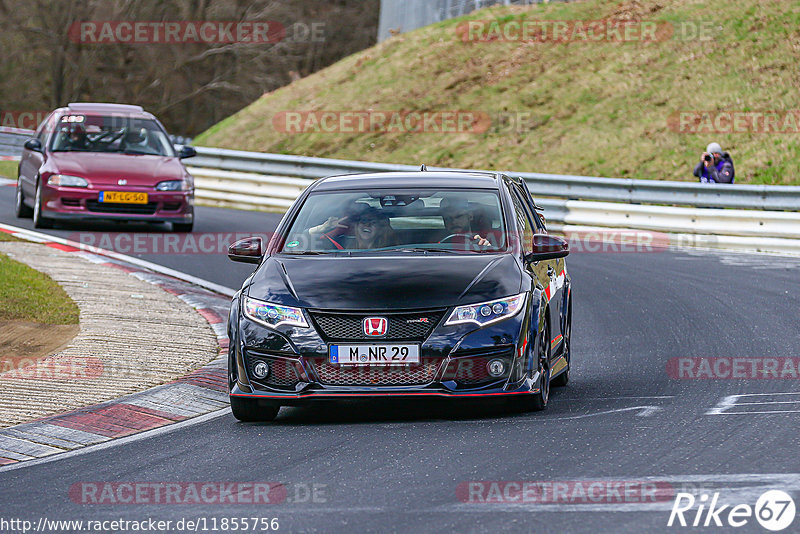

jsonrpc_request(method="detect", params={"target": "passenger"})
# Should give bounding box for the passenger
[350,207,397,249]
[123,128,149,152]
[308,206,397,250]
[440,197,491,247]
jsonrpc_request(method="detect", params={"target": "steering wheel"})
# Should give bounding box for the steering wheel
[439,233,483,250]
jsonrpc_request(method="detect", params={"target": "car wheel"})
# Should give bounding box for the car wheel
[230,396,280,422]
[32,180,54,229]
[551,300,571,388]
[172,222,194,233]
[15,180,33,218]
[521,320,551,412]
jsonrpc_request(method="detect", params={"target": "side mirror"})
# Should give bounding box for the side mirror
[178,146,196,159]
[228,237,264,264]
[525,234,569,262]
[24,138,43,153]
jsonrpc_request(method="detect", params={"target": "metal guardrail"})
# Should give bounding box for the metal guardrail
[187,146,800,256]
[0,128,31,158]
[191,146,800,211]
[6,128,800,213]
[5,129,800,254]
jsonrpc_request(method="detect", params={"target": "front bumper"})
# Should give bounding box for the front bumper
[230,380,541,405]
[230,299,541,405]
[42,184,193,223]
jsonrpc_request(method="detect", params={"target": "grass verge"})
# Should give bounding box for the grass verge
[0,251,80,324]
[0,161,17,179]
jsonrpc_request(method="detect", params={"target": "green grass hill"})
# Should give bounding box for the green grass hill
[195,0,800,184]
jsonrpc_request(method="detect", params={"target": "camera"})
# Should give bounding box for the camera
[703,154,712,162]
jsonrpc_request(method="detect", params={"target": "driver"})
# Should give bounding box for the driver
[440,197,491,247]
[65,123,88,150]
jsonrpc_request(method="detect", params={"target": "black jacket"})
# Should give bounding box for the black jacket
[693,152,735,183]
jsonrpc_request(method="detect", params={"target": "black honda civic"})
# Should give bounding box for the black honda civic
[226,170,572,421]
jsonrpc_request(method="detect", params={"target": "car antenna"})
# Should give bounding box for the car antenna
[420,164,427,171]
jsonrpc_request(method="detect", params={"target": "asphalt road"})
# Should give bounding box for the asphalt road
[2,184,800,533]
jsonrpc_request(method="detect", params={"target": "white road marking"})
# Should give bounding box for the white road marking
[374,404,668,428]
[680,249,800,269]
[706,392,800,415]
[557,406,663,419]
[557,396,675,401]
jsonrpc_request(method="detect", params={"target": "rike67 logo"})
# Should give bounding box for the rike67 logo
[668,490,796,531]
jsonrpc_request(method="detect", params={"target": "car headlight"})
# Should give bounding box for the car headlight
[155,180,188,191]
[48,174,88,188]
[445,293,526,327]
[243,296,308,329]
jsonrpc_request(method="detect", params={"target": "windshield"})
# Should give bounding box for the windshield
[50,114,175,156]
[281,189,507,254]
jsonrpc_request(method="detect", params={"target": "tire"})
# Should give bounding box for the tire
[551,299,572,388]
[521,320,551,411]
[15,180,33,218]
[230,396,280,422]
[32,180,54,229]
[172,222,194,233]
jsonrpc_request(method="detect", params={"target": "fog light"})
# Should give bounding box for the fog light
[487,359,506,377]
[253,361,269,379]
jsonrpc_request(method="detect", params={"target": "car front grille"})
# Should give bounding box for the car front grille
[86,200,159,215]
[308,309,445,342]
[309,359,439,386]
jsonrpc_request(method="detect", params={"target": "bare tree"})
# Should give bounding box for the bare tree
[0,0,378,134]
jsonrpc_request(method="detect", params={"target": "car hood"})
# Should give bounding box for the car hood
[48,152,184,186]
[247,254,523,310]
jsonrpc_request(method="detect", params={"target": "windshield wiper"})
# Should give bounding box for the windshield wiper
[392,247,460,254]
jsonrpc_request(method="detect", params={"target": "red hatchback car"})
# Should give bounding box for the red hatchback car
[15,102,196,231]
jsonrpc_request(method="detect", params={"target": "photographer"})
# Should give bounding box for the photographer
[693,142,735,183]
